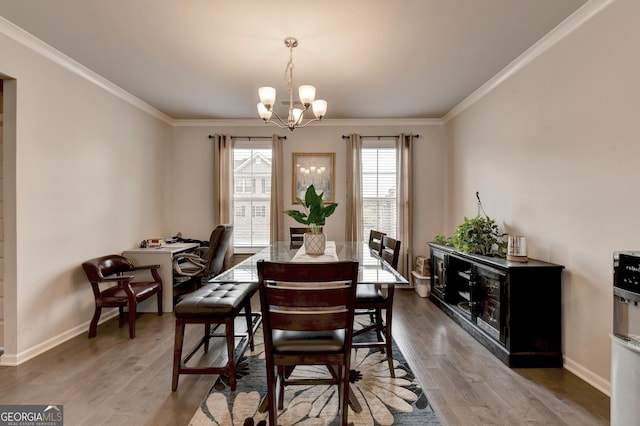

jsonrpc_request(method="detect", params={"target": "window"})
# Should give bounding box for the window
[262,178,271,194]
[252,205,266,217]
[235,178,255,193]
[362,141,397,242]
[233,143,272,249]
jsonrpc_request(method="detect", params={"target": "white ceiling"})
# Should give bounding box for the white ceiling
[0,0,588,120]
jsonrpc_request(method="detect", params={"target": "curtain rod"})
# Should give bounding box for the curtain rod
[340,134,421,140]
[207,135,287,140]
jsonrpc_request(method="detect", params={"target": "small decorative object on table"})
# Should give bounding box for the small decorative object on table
[507,235,528,262]
[284,184,338,255]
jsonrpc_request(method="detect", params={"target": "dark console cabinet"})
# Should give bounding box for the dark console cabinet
[428,243,564,367]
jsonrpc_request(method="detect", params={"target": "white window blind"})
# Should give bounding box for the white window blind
[362,141,397,242]
[233,142,272,248]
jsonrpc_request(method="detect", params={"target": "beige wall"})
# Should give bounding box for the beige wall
[0,0,630,397]
[168,122,446,260]
[0,11,446,364]
[0,22,171,364]
[444,0,637,393]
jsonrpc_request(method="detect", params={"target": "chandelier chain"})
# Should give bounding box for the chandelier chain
[284,45,294,97]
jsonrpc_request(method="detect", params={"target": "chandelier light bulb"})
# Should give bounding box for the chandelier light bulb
[298,85,316,106]
[257,103,272,120]
[291,108,304,125]
[312,99,327,119]
[258,87,276,107]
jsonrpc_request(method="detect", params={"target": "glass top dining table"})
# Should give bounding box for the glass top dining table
[208,241,410,286]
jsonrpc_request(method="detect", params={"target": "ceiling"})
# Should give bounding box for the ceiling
[0,0,589,120]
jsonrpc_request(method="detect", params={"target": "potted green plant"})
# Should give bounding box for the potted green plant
[435,215,506,257]
[450,215,506,256]
[284,184,338,254]
[434,192,506,257]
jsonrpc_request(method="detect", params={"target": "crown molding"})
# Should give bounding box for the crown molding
[1,15,442,130]
[2,0,614,129]
[442,0,616,123]
[172,117,443,128]
[0,17,173,125]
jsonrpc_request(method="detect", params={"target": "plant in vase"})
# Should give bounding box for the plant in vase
[434,192,507,257]
[284,184,338,255]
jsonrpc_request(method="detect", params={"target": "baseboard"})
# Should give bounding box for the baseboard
[563,354,611,397]
[0,311,119,366]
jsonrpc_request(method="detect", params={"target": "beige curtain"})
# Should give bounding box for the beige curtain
[396,133,414,278]
[270,134,285,243]
[345,133,363,242]
[213,133,234,265]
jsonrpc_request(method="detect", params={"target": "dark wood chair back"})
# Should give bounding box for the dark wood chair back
[289,227,308,245]
[289,227,322,247]
[380,236,401,270]
[368,230,386,254]
[257,260,358,426]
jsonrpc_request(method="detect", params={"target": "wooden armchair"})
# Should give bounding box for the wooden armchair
[82,254,163,339]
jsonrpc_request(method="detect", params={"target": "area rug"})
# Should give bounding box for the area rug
[189,322,442,425]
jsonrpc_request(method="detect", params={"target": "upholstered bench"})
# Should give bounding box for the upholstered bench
[171,282,261,391]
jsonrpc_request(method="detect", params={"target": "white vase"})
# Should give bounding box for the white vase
[304,232,326,255]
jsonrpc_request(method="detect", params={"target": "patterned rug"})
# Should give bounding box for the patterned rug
[189,322,442,425]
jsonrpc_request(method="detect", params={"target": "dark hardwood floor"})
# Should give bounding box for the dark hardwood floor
[0,289,609,425]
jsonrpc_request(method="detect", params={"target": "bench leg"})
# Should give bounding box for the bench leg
[226,317,237,390]
[172,318,186,391]
[204,323,211,352]
[244,300,255,351]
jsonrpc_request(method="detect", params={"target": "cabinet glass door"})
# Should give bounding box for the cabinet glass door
[447,256,474,319]
[431,251,447,300]
[475,266,506,343]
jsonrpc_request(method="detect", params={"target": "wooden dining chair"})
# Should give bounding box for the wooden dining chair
[289,227,308,247]
[380,236,401,269]
[368,230,386,254]
[257,260,359,426]
[354,236,401,377]
[289,226,322,247]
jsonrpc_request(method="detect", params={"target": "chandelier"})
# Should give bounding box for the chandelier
[257,37,327,131]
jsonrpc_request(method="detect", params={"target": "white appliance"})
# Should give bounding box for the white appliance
[611,252,640,426]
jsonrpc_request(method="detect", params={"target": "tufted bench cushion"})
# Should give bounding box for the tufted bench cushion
[174,282,258,317]
[171,281,261,392]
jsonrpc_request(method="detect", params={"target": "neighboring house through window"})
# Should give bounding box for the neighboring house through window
[362,140,397,241]
[233,142,272,249]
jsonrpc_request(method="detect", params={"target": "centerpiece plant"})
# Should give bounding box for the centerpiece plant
[284,185,338,254]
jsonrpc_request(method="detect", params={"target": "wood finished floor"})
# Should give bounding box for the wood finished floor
[0,289,609,425]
